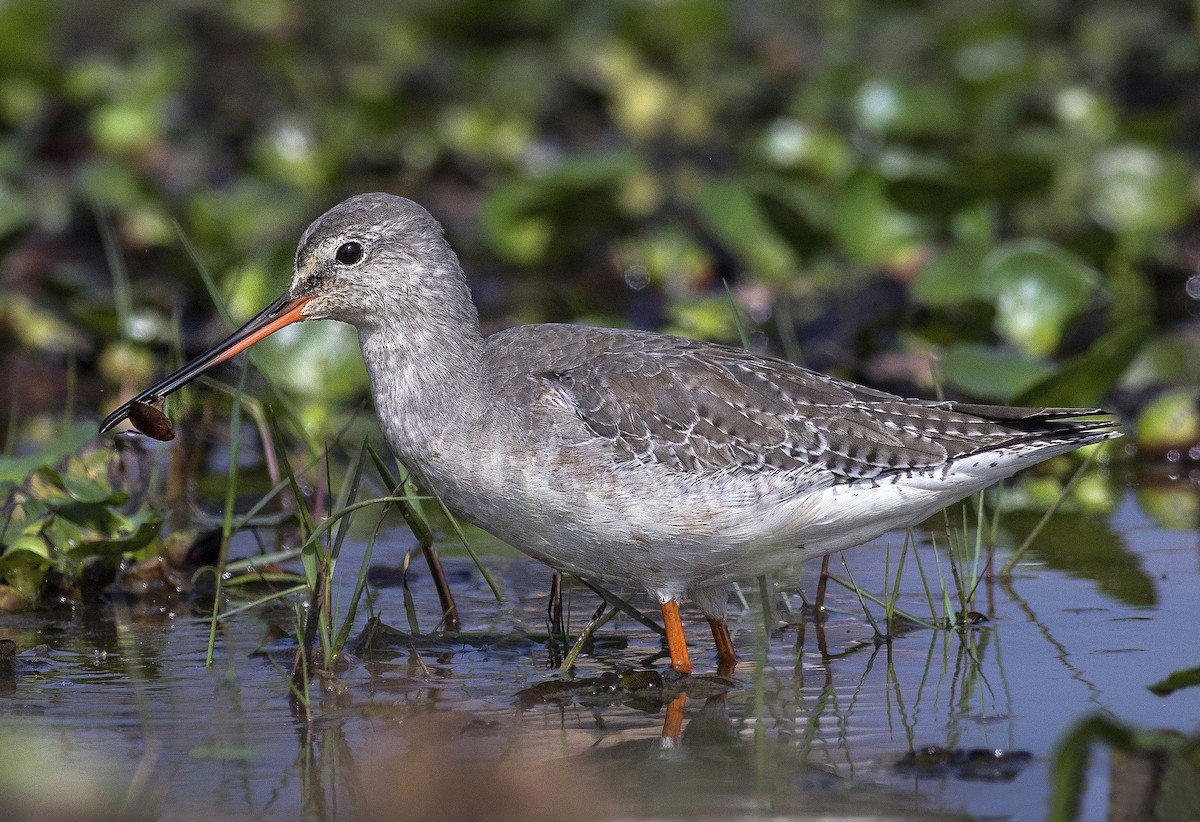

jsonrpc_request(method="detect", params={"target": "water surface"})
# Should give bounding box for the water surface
[1,477,1197,821]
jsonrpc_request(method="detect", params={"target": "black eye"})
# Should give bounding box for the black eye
[336,241,364,265]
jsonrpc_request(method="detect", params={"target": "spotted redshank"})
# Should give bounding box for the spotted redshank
[100,193,1120,674]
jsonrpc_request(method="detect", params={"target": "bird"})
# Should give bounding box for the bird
[100,193,1120,675]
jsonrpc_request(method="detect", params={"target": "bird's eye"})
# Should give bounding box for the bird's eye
[336,241,364,265]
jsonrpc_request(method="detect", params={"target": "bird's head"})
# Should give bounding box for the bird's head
[99,192,465,435]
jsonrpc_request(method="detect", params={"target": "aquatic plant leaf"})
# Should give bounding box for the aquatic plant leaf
[41,516,88,557]
[1148,666,1200,697]
[1014,320,1151,408]
[3,293,89,355]
[911,243,988,307]
[11,498,48,525]
[481,182,553,265]
[0,179,28,238]
[42,496,131,537]
[0,423,97,489]
[66,514,161,559]
[695,178,797,281]
[84,520,161,556]
[1,534,50,562]
[248,321,367,407]
[833,171,925,266]
[663,295,741,341]
[481,152,635,264]
[887,170,981,218]
[759,119,850,179]
[978,240,1102,357]
[0,537,51,598]
[36,466,124,506]
[1089,144,1190,237]
[223,571,305,587]
[894,746,1033,781]
[852,78,962,137]
[1135,387,1200,455]
[1120,335,1192,389]
[970,149,1054,200]
[939,342,1055,402]
[56,470,115,504]
[1048,715,1135,822]
[1135,478,1200,531]
[754,177,832,260]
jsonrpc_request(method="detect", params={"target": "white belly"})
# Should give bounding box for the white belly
[411,429,1080,604]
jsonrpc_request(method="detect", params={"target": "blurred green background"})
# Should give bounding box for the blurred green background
[2,0,1199,450]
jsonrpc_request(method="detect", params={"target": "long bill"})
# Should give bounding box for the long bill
[99,292,313,434]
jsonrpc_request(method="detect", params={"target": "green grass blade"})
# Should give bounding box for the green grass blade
[575,576,663,636]
[217,585,308,620]
[723,279,752,350]
[559,606,618,673]
[331,496,391,657]
[433,493,503,601]
[1001,451,1097,576]
[206,361,249,667]
[757,574,773,645]
[96,207,133,339]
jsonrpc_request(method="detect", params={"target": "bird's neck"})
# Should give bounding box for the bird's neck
[356,273,488,474]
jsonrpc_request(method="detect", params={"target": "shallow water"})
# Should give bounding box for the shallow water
[1,475,1198,821]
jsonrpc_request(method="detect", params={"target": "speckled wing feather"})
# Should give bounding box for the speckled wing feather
[487,325,1114,485]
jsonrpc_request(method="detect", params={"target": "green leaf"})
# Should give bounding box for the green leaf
[70,516,161,559]
[11,498,49,525]
[1,534,50,562]
[0,423,99,489]
[940,342,1056,402]
[42,515,87,557]
[978,240,1102,356]
[911,243,988,307]
[853,78,961,138]
[0,538,51,598]
[833,171,924,266]
[481,153,635,265]
[1148,666,1200,697]
[754,177,832,260]
[56,469,124,506]
[1136,481,1200,531]
[52,500,126,535]
[0,179,29,238]
[695,178,797,281]
[760,119,850,178]
[1048,715,1135,822]
[1135,387,1200,454]
[1014,320,1151,408]
[480,181,553,264]
[1090,145,1190,238]
[887,172,980,218]
[252,321,368,403]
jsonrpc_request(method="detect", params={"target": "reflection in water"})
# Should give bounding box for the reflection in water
[1008,510,1156,607]
[0,488,1198,819]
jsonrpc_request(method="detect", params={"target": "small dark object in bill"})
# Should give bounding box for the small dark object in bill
[127,399,175,441]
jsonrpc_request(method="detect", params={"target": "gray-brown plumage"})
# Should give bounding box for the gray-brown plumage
[101,193,1121,674]
[494,326,1110,481]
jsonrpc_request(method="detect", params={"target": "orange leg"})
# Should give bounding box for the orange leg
[707,617,738,676]
[660,600,692,674]
[662,693,687,738]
